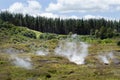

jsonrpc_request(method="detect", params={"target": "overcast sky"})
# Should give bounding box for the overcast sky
[0,0,120,20]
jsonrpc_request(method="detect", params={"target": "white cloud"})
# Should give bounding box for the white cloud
[40,13,59,18]
[83,15,103,19]
[6,0,41,16]
[8,2,24,13]
[83,15,118,21]
[46,0,120,13]
[40,12,80,19]
[68,15,79,19]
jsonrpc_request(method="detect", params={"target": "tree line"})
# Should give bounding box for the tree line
[0,11,120,39]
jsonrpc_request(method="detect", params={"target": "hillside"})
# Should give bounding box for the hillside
[0,11,120,39]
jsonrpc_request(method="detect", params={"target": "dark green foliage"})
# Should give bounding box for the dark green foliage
[10,35,28,43]
[57,35,67,39]
[117,41,120,46]
[0,19,3,24]
[39,33,58,40]
[21,30,36,39]
[0,22,13,29]
[99,26,108,39]
[94,26,115,39]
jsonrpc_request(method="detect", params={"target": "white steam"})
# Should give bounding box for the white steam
[71,34,77,38]
[98,55,109,64]
[98,52,114,64]
[4,48,23,54]
[11,55,32,69]
[55,35,89,65]
[36,49,49,56]
[3,48,32,69]
[108,52,114,59]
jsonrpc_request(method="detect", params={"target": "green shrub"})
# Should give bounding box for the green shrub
[10,35,28,43]
[0,22,14,29]
[21,30,36,39]
[10,27,36,39]
[94,27,115,39]
[58,35,67,39]
[39,33,58,40]
[117,41,120,46]
[0,19,3,24]
[102,39,112,44]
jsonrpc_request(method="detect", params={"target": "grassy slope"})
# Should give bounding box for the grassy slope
[0,24,120,80]
[26,28,42,39]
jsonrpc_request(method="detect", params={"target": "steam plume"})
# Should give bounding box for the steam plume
[11,55,32,69]
[98,55,109,64]
[55,34,89,65]
[98,52,114,64]
[36,49,49,56]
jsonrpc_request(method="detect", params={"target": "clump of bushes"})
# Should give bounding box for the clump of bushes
[21,30,36,39]
[0,22,37,39]
[94,26,115,39]
[96,39,113,44]
[10,35,28,43]
[39,33,58,40]
[117,41,120,46]
[11,27,36,39]
[57,35,67,39]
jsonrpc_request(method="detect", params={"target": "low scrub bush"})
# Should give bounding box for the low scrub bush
[21,30,36,39]
[39,33,58,40]
[117,41,120,46]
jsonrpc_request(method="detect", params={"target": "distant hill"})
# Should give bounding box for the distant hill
[0,11,120,39]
